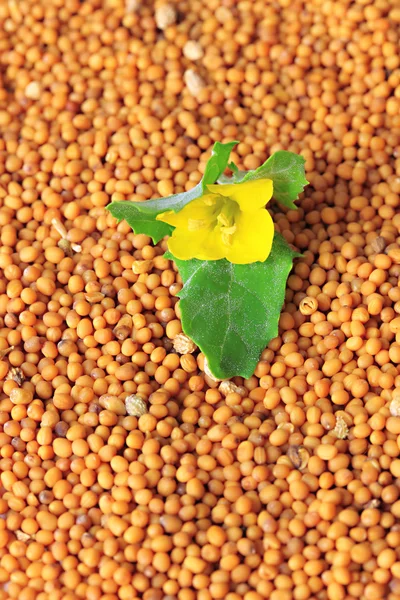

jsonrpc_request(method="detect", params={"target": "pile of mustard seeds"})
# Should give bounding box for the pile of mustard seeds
[1,0,400,599]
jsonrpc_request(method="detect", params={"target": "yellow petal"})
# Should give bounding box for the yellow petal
[224,209,274,264]
[207,179,273,211]
[157,196,218,228]
[168,227,225,262]
[156,209,182,227]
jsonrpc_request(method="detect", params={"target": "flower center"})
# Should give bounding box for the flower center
[187,194,239,246]
[217,199,238,246]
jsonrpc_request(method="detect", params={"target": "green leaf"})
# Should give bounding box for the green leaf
[125,182,204,217]
[168,233,299,380]
[107,141,238,243]
[107,202,174,244]
[242,151,308,210]
[217,151,308,209]
[227,161,239,173]
[107,183,202,243]
[202,141,239,189]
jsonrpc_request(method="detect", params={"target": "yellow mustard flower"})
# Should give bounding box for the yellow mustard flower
[156,178,274,264]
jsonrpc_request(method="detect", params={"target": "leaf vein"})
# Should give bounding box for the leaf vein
[231,276,266,306]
